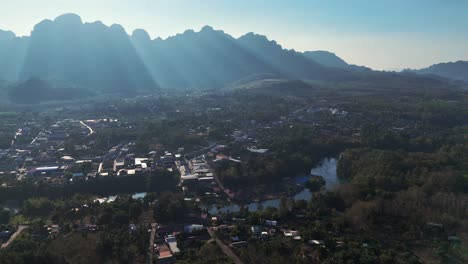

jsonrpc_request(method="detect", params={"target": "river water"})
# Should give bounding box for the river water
[3,159,338,216]
[204,157,339,214]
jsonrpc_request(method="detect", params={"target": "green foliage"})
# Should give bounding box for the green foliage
[0,208,10,224]
[153,191,194,222]
[306,176,326,191]
[23,197,55,218]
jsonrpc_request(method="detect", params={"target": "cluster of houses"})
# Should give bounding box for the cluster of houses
[2,119,99,181]
[155,224,207,264]
[9,125,194,184]
[212,218,302,248]
[176,155,215,196]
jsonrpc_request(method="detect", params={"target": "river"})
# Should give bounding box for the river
[203,157,339,214]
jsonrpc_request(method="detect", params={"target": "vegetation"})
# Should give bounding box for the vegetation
[0,77,467,263]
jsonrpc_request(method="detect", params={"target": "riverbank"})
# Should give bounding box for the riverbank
[202,157,339,215]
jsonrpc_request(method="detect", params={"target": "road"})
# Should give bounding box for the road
[80,120,94,136]
[1,225,28,248]
[147,223,157,264]
[29,131,42,145]
[207,227,244,264]
[212,171,226,191]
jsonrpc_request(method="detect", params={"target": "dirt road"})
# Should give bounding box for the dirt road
[1,225,28,248]
[207,227,244,264]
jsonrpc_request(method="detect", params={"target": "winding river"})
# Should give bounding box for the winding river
[204,157,339,214]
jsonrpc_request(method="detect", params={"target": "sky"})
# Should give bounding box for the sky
[0,0,467,70]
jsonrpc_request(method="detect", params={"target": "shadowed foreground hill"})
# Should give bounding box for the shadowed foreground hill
[7,77,93,104]
[407,61,468,83]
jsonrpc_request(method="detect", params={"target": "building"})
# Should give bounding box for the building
[165,235,180,254]
[28,166,64,177]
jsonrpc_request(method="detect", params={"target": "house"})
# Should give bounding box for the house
[113,160,125,172]
[160,155,175,168]
[135,158,150,171]
[165,235,180,254]
[60,156,74,162]
[158,251,176,264]
[181,175,198,186]
[178,165,191,176]
[251,226,262,235]
[198,176,214,185]
[265,220,278,227]
[72,172,84,178]
[283,230,299,237]
[46,225,60,237]
[28,166,63,177]
[230,241,248,248]
[0,230,12,241]
[184,224,205,233]
[247,148,269,154]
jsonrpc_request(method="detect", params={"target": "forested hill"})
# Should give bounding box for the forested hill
[406,61,468,83]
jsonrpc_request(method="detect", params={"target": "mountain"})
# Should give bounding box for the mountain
[303,50,371,72]
[1,14,157,92]
[0,30,29,81]
[303,51,348,68]
[131,26,278,89]
[407,61,468,82]
[0,14,373,93]
[4,15,357,92]
[0,13,458,96]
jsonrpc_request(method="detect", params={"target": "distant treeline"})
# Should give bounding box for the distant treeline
[0,169,178,203]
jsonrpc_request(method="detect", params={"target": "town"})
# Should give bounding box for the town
[0,81,466,263]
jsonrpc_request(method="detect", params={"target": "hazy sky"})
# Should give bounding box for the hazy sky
[1,0,467,70]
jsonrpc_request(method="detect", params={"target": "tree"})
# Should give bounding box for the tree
[0,209,10,224]
[23,197,55,218]
[306,176,326,191]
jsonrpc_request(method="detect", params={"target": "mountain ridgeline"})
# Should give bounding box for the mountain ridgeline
[303,51,371,72]
[406,61,468,83]
[0,14,156,93]
[0,13,465,103]
[0,14,364,94]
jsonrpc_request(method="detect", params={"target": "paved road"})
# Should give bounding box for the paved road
[1,225,28,248]
[207,227,244,264]
[80,120,94,136]
[147,223,157,264]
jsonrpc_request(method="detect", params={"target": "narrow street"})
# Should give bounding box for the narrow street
[207,227,244,264]
[79,120,94,136]
[147,223,157,264]
[1,225,28,249]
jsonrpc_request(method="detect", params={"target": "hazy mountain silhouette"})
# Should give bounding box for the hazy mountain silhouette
[0,13,460,96]
[131,27,365,89]
[1,14,359,91]
[0,30,29,81]
[3,14,157,92]
[406,61,468,82]
[303,51,370,72]
[131,26,278,89]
